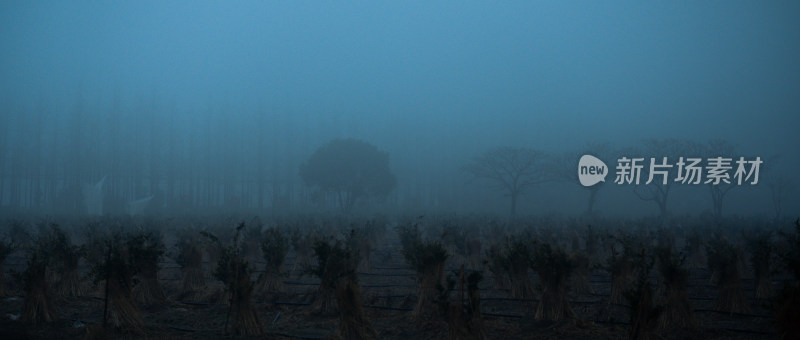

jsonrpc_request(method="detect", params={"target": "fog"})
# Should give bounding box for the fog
[1,1,798,218]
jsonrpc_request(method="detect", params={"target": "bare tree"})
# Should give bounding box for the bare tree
[550,142,611,215]
[702,139,737,222]
[631,138,701,222]
[463,147,549,218]
[701,140,774,222]
[767,175,795,221]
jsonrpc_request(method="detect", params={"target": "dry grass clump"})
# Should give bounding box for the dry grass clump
[654,245,693,330]
[42,225,86,298]
[20,251,56,324]
[85,232,143,331]
[530,241,575,322]
[484,242,511,291]
[774,218,800,339]
[173,232,205,299]
[0,236,18,297]
[255,226,289,296]
[128,230,167,306]
[624,247,661,340]
[398,221,449,320]
[706,236,749,314]
[486,239,535,299]
[744,230,775,300]
[569,251,594,294]
[210,222,263,336]
[437,268,486,340]
[314,233,377,340]
[606,232,637,306]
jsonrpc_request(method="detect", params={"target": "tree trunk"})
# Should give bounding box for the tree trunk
[509,191,518,219]
[587,187,598,214]
[658,200,668,221]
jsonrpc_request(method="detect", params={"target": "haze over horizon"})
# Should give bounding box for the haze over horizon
[1,1,798,217]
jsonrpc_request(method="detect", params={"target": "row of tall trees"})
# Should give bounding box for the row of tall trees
[0,100,338,214]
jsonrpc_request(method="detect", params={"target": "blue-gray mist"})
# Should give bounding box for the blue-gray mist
[0,1,798,218]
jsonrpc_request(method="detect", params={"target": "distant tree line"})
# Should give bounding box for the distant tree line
[0,100,794,219]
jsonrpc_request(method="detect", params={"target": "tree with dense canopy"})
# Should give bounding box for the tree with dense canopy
[300,138,396,213]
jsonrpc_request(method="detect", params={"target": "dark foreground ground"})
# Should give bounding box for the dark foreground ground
[0,227,782,340]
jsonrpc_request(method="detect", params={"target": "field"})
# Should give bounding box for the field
[0,215,796,339]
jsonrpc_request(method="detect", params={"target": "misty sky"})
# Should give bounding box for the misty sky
[1,1,798,216]
[4,2,799,145]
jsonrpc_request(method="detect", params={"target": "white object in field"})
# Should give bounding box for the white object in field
[125,195,153,216]
[83,176,107,215]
